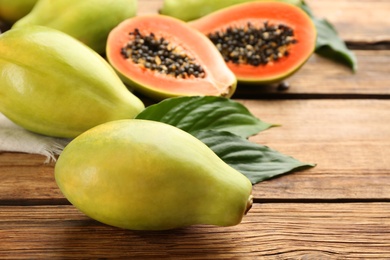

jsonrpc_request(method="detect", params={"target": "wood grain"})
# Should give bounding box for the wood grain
[1,203,389,259]
[0,153,61,202]
[0,1,389,258]
[235,50,390,98]
[306,0,390,44]
[245,99,390,200]
[1,100,389,202]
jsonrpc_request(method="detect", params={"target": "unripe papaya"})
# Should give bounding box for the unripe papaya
[55,119,253,230]
[159,0,303,21]
[0,26,144,138]
[12,0,137,54]
[0,0,37,24]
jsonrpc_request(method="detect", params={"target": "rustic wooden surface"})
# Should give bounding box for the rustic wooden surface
[1,0,390,258]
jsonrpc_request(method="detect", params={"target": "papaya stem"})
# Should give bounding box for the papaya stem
[245,195,253,215]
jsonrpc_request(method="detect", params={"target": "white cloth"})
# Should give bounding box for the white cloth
[0,113,70,162]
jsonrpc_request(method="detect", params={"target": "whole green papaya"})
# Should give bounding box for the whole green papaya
[159,0,303,21]
[0,0,37,24]
[12,0,137,54]
[0,26,144,138]
[55,119,253,230]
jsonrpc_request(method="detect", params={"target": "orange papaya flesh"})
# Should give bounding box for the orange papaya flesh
[106,15,237,100]
[189,2,316,84]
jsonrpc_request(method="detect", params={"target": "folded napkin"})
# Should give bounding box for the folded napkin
[0,113,71,162]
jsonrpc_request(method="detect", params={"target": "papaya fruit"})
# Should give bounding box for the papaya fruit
[189,2,317,84]
[55,119,253,230]
[0,0,37,24]
[0,26,144,138]
[159,0,303,22]
[12,0,137,54]
[106,15,237,101]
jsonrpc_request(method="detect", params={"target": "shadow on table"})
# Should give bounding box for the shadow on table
[57,217,243,258]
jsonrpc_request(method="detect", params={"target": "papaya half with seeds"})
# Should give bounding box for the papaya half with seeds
[189,2,316,84]
[0,26,144,138]
[106,15,237,101]
[159,0,303,22]
[12,0,137,54]
[55,119,253,230]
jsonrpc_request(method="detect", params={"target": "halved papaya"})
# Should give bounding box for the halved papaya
[106,15,236,100]
[189,2,316,84]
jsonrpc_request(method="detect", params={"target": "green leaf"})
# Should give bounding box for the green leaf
[136,96,274,138]
[301,2,358,71]
[194,130,316,184]
[313,18,358,71]
[136,96,314,184]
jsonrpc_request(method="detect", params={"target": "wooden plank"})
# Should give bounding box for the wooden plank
[0,153,62,202]
[235,50,390,98]
[245,99,390,145]
[306,0,390,44]
[0,203,389,258]
[1,100,389,202]
[246,99,390,199]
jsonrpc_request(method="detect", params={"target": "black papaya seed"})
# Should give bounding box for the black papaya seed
[207,21,297,67]
[121,29,206,79]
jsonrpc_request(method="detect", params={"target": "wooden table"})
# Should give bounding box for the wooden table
[1,0,390,258]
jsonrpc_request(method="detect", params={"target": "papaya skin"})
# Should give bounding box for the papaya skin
[12,0,137,54]
[159,0,303,22]
[106,15,237,101]
[0,0,37,24]
[55,119,253,231]
[0,26,144,138]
